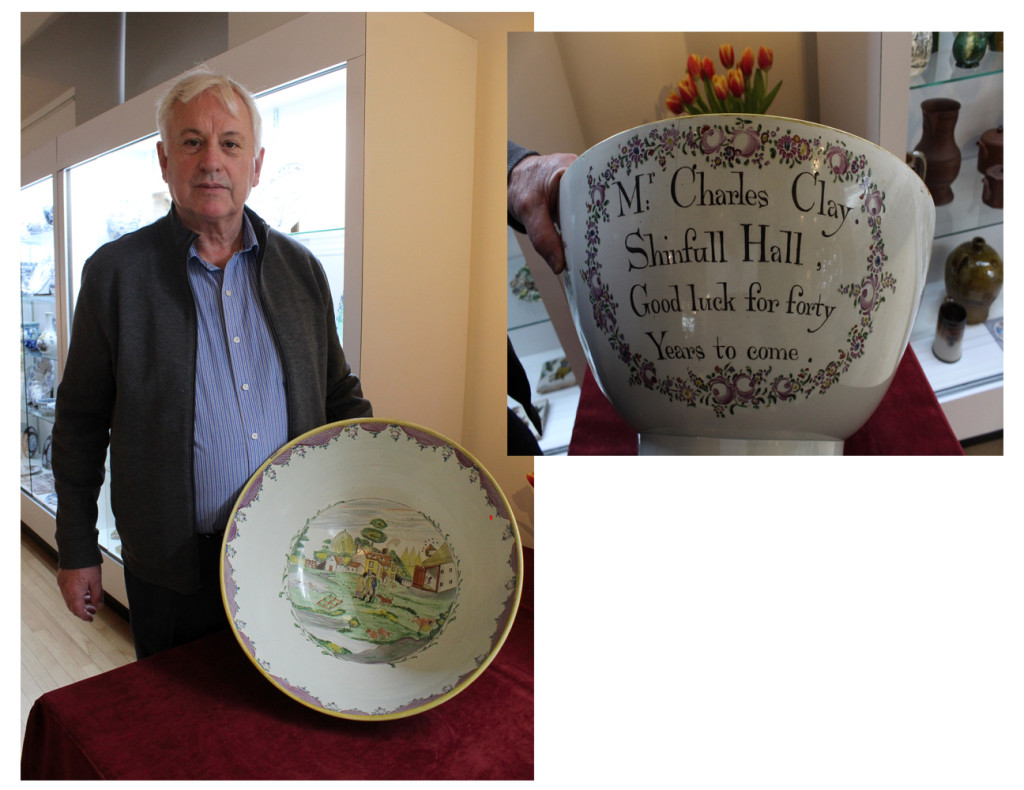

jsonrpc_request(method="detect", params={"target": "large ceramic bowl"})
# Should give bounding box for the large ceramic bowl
[559,115,935,454]
[221,419,522,719]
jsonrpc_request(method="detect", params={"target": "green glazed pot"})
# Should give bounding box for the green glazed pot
[952,32,988,68]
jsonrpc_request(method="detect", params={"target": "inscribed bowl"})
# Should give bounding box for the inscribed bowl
[559,115,934,454]
[221,419,522,719]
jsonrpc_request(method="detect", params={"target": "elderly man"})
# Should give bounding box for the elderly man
[51,68,371,658]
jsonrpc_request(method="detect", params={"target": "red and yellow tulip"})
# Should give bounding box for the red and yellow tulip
[665,90,686,115]
[665,74,700,114]
[711,74,729,101]
[719,44,735,69]
[739,47,755,77]
[687,53,702,80]
[680,74,698,105]
[726,68,745,98]
[664,42,783,116]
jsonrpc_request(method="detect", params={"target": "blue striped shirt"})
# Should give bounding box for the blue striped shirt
[186,217,288,534]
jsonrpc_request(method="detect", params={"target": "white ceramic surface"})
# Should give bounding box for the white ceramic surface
[27,357,55,405]
[559,115,935,454]
[221,419,522,719]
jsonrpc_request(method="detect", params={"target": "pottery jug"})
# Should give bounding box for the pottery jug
[915,99,961,206]
[945,237,1002,324]
[982,165,1003,209]
[977,126,1003,173]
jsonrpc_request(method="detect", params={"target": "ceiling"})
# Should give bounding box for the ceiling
[21,12,60,45]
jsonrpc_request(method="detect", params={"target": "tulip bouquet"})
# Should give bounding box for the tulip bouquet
[666,44,782,116]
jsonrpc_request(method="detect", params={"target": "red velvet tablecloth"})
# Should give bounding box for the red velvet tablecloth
[21,549,533,780]
[569,347,963,455]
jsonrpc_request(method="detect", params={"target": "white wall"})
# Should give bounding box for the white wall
[359,14,477,443]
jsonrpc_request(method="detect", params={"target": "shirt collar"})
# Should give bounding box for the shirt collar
[188,213,260,271]
[239,213,259,254]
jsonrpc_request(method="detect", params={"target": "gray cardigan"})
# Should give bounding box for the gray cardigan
[52,206,371,593]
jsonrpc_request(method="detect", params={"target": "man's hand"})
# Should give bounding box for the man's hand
[508,152,578,275]
[57,565,104,622]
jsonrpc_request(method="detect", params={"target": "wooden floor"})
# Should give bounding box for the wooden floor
[20,529,135,744]
[962,436,1003,455]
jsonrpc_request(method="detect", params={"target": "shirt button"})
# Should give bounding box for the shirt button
[225,289,232,296]
[241,383,250,391]
[233,336,241,343]
[251,432,259,440]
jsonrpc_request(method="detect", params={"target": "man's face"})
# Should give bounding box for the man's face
[157,90,264,235]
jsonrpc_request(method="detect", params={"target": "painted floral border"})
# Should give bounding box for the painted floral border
[578,119,896,417]
[228,422,512,527]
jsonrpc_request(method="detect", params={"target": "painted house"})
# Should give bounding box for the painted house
[364,549,399,586]
[412,542,456,593]
[324,554,363,573]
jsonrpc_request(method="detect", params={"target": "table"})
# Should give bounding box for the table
[569,347,964,455]
[21,549,533,780]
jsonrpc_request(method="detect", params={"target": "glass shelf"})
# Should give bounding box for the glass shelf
[288,226,346,338]
[910,34,1002,90]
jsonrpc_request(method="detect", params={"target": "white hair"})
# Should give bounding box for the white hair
[156,66,263,152]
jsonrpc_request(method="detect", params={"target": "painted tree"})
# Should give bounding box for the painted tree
[290,523,311,564]
[329,529,356,557]
[360,518,388,550]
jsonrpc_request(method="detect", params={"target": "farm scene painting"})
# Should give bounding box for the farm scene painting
[283,498,460,664]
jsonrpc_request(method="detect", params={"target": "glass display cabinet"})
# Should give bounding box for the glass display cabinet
[248,63,347,339]
[20,176,59,513]
[904,33,1003,439]
[817,31,1003,441]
